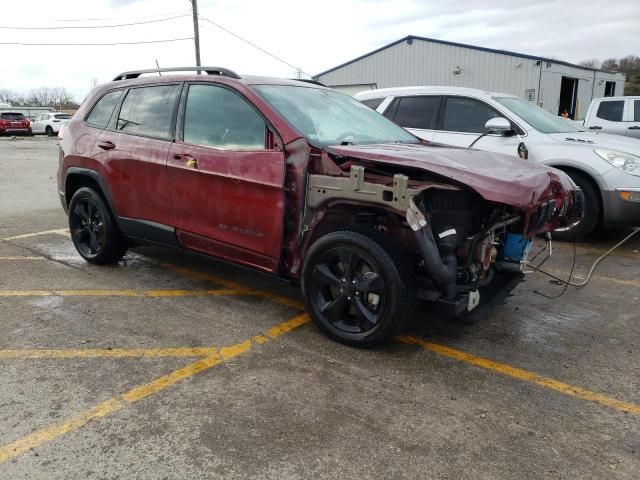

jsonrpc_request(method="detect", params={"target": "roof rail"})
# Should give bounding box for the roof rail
[112,66,241,81]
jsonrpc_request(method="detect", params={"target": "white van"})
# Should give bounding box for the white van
[583,96,640,139]
[356,86,640,239]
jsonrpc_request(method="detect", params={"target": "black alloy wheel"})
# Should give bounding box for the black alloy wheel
[311,246,386,334]
[68,187,127,264]
[302,229,415,347]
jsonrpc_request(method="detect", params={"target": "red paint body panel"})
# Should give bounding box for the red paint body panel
[327,143,572,208]
[94,130,173,225]
[167,143,285,268]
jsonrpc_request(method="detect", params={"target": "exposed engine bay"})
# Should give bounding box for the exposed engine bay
[306,157,583,316]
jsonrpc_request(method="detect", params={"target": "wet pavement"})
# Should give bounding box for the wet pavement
[1,137,639,479]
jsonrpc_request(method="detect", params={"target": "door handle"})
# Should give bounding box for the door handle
[97,141,116,150]
[629,126,640,130]
[588,126,602,130]
[173,153,197,168]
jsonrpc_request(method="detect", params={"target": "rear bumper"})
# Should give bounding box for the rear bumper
[0,128,31,135]
[602,189,640,228]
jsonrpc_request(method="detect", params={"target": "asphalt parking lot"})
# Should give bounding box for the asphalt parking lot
[0,137,639,479]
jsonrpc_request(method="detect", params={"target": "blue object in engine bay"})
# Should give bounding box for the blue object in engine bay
[502,233,533,262]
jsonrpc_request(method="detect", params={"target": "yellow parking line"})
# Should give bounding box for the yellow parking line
[0,347,216,359]
[0,229,70,241]
[160,262,306,310]
[0,289,247,298]
[0,313,310,464]
[397,335,640,416]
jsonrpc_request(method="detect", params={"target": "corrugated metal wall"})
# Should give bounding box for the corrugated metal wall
[316,38,625,120]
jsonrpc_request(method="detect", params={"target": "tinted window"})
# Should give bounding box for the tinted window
[85,90,123,128]
[442,97,501,133]
[360,98,384,110]
[634,100,640,122]
[393,96,440,129]
[183,84,265,150]
[54,114,72,120]
[596,100,624,122]
[117,85,180,139]
[1,113,25,120]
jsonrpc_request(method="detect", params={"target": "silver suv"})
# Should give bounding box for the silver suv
[356,86,640,239]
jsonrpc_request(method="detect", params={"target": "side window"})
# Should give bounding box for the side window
[442,97,501,133]
[596,100,624,122]
[85,90,123,128]
[117,85,180,139]
[392,96,440,129]
[360,98,384,110]
[183,84,266,150]
[634,100,640,122]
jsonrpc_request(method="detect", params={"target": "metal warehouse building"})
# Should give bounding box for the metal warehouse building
[314,35,625,120]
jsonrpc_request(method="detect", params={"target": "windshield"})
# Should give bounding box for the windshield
[253,85,418,147]
[1,113,25,120]
[493,97,583,134]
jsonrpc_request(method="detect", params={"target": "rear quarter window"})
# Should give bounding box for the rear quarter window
[359,98,384,110]
[85,90,124,128]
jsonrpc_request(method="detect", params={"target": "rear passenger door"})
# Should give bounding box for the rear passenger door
[167,83,285,273]
[625,99,640,139]
[382,95,440,141]
[94,83,181,229]
[585,99,627,136]
[432,96,521,155]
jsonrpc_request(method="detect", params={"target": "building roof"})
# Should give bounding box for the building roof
[314,35,621,79]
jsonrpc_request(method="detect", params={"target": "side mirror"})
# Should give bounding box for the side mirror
[485,117,512,135]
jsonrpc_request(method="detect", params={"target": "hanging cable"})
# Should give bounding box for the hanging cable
[0,14,190,30]
[198,15,311,77]
[528,227,640,291]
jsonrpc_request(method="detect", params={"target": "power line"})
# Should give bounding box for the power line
[0,14,190,30]
[52,11,190,22]
[198,15,311,77]
[0,37,194,46]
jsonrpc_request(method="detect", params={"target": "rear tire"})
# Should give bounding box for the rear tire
[301,228,416,347]
[68,187,127,264]
[552,171,600,241]
[45,126,54,137]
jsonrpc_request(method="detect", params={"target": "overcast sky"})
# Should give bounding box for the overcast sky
[1,0,638,102]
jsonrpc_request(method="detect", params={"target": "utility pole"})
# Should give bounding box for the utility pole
[190,0,201,72]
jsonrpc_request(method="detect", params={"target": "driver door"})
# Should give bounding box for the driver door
[168,83,285,273]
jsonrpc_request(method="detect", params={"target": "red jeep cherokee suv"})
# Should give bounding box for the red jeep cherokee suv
[57,67,582,346]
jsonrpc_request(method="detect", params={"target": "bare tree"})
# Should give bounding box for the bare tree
[578,59,600,68]
[600,58,619,71]
[0,89,23,105]
[25,87,74,110]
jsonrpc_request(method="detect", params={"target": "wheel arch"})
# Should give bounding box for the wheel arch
[64,168,119,218]
[546,164,603,224]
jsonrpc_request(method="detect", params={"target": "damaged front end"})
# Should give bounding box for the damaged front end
[305,154,583,316]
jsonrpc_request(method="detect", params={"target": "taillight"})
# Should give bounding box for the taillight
[0,120,8,126]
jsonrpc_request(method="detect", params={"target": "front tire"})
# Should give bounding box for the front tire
[68,187,127,264]
[552,171,600,241]
[301,229,415,347]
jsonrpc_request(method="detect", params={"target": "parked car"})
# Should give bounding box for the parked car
[31,112,72,136]
[356,87,640,239]
[0,112,32,136]
[583,96,640,139]
[57,67,581,347]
